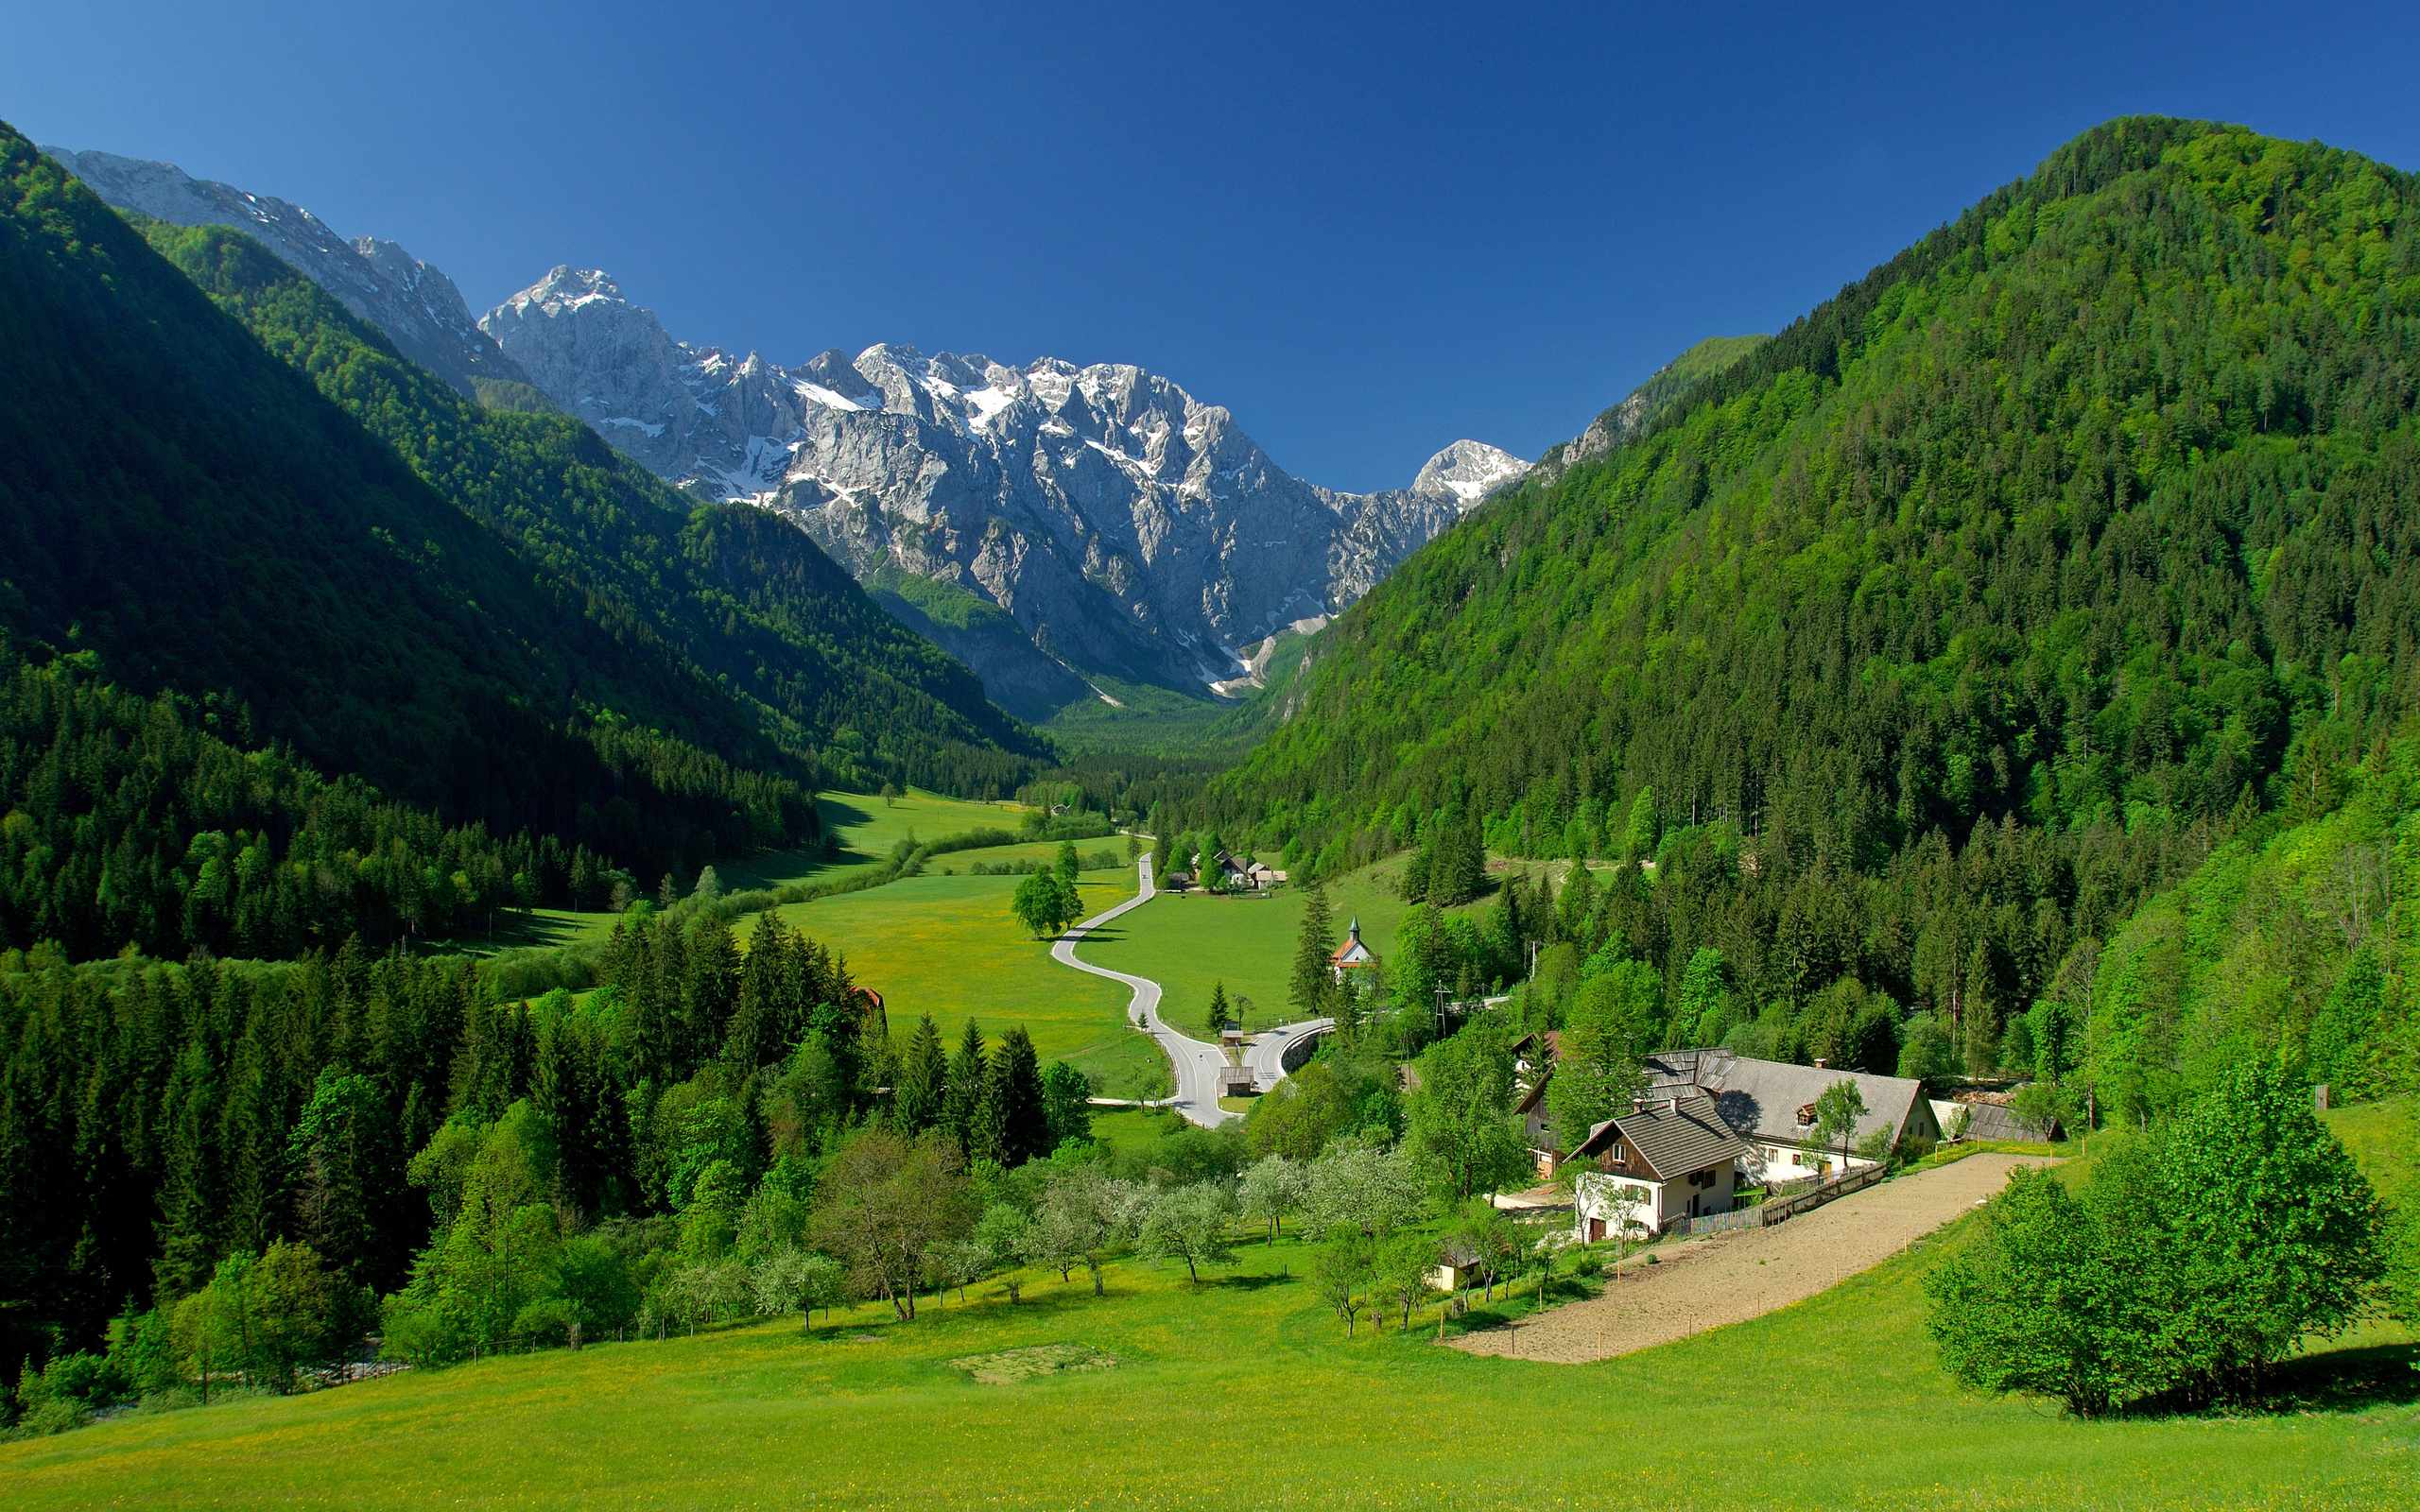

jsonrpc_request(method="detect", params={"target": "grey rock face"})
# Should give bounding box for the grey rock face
[484,269,1522,710]
[43,147,527,397]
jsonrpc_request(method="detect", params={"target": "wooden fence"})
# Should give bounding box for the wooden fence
[1659,1160,1891,1238]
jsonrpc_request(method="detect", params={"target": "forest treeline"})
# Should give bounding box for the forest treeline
[1221,118,2420,874]
[0,901,1098,1383]
[0,649,821,959]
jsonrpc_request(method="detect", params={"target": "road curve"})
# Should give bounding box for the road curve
[1052,859,1236,1128]
[1242,1017,1333,1090]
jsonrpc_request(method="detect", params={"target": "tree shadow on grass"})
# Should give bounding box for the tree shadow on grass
[1066,924,1129,945]
[2122,1343,2420,1418]
[1210,1271,1300,1293]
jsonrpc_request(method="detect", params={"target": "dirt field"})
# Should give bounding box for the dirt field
[1452,1152,2053,1364]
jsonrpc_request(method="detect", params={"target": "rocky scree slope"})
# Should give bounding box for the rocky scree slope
[43,146,529,398]
[482,266,1524,719]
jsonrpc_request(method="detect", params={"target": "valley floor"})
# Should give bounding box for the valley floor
[3,1208,2409,1510]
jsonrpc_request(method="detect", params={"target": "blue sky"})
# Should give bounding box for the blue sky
[9,1,2420,490]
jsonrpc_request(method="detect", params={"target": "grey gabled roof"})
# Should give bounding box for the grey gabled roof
[1574,1093,1749,1181]
[1647,1052,1925,1152]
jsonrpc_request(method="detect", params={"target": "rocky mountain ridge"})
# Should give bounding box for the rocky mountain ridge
[43,146,528,397]
[482,266,1525,717]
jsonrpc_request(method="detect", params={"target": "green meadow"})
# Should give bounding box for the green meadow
[437,788,1047,956]
[1074,858,1475,1032]
[767,868,1164,1095]
[4,1205,2409,1510]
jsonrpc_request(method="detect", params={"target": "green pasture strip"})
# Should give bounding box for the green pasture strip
[766,871,1137,1065]
[7,1220,2409,1509]
[1072,860,1443,1033]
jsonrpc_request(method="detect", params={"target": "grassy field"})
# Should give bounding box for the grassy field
[432,788,1045,957]
[1074,858,1466,1033]
[767,868,1166,1096]
[6,1203,2410,1508]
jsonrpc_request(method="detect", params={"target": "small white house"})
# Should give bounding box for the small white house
[1568,1092,1751,1242]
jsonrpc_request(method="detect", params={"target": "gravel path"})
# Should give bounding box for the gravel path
[1450,1152,2053,1364]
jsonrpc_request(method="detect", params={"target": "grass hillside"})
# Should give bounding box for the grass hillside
[3,1210,2410,1510]
[767,868,1149,1083]
[1071,859,1443,1033]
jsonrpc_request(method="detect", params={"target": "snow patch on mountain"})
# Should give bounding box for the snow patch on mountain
[481,267,1524,713]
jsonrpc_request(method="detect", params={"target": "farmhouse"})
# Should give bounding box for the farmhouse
[1515,1044,1942,1182]
[1641,1048,1941,1182]
[1329,917,1377,984]
[1510,1029,1564,1174]
[1567,1091,1753,1241]
[1200,849,1287,891]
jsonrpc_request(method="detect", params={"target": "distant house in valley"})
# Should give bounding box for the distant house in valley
[1330,917,1378,985]
[1207,849,1288,891]
[1567,1091,1753,1242]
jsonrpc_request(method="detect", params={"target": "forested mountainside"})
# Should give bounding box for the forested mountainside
[1210,119,2420,1103]
[135,216,1044,796]
[0,127,832,890]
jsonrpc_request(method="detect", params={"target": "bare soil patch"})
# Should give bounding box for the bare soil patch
[943,1343,1120,1384]
[1451,1152,2053,1364]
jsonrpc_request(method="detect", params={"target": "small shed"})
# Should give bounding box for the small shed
[1218,1063,1258,1097]
[1429,1238,1484,1294]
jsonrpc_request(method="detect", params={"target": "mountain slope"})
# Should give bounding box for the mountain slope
[1518,334,1769,493]
[133,218,1046,795]
[43,146,527,397]
[1209,119,2420,1076]
[0,123,829,885]
[482,267,1524,717]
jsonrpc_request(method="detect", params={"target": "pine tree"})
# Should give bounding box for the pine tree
[1207,980,1231,1036]
[683,919,740,1068]
[989,1027,1050,1166]
[1290,885,1336,1018]
[725,911,790,1073]
[895,1014,948,1133]
[942,1021,989,1158]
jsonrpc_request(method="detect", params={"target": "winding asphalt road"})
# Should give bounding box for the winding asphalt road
[1052,859,1233,1128]
[1053,857,1338,1127]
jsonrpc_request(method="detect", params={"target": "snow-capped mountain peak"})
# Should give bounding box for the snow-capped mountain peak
[478,266,1524,718]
